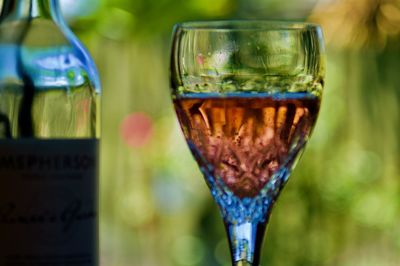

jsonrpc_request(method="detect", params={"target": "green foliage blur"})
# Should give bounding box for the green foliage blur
[65,0,400,265]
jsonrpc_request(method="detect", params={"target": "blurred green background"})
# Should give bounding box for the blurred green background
[62,0,400,265]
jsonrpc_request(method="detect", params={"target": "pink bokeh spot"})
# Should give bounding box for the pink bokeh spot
[120,112,153,148]
[196,53,205,65]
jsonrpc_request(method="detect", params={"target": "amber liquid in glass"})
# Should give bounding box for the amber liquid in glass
[174,92,320,199]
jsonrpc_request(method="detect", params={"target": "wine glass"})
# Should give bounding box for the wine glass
[170,21,325,266]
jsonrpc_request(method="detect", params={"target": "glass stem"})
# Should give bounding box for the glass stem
[225,220,268,266]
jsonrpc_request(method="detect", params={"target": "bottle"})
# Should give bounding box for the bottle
[0,0,100,265]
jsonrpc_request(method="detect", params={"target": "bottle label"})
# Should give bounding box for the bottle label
[0,139,98,266]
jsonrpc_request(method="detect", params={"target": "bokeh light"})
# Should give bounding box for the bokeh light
[60,0,101,19]
[120,112,153,148]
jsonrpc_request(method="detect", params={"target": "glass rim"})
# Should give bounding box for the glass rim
[174,20,321,31]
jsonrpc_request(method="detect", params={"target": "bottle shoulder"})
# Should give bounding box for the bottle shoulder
[0,18,101,93]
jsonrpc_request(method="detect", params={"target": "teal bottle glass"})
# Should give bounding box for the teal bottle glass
[0,1,100,265]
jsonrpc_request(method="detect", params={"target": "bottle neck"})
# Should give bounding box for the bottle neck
[0,0,62,21]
